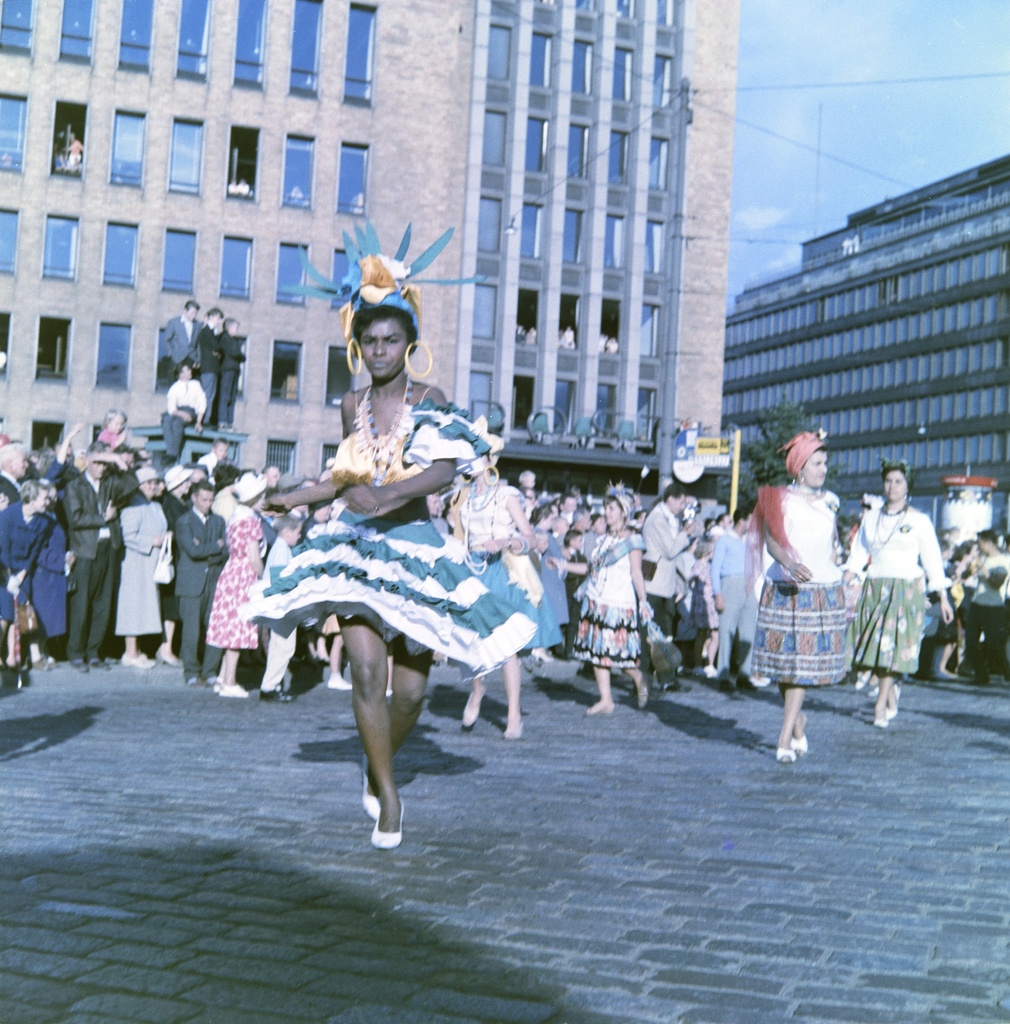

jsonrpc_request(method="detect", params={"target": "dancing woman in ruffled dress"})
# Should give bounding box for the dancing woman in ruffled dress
[244,231,536,848]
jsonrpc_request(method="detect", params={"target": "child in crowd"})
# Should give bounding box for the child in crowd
[257,514,305,702]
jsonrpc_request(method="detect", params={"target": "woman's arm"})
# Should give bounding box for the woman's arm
[264,481,338,515]
[341,461,457,516]
[628,547,650,609]
[764,525,812,583]
[246,538,264,577]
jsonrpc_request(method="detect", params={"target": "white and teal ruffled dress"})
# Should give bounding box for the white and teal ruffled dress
[242,400,538,675]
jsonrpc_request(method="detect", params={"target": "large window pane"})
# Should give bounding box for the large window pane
[345,5,375,101]
[337,143,367,213]
[525,117,547,172]
[653,56,671,107]
[649,137,668,189]
[469,371,492,420]
[483,111,506,165]
[111,111,145,185]
[234,0,266,85]
[277,243,305,304]
[270,341,302,402]
[1,0,33,50]
[96,323,130,388]
[104,223,138,286]
[60,0,93,59]
[567,124,587,177]
[163,229,196,292]
[0,95,27,171]
[562,209,581,263]
[487,25,510,79]
[169,120,202,193]
[283,136,313,207]
[530,33,551,88]
[291,0,322,93]
[44,216,78,279]
[326,345,351,406]
[52,100,86,176]
[221,237,252,298]
[0,209,17,272]
[473,284,496,338]
[119,0,153,68]
[571,40,592,94]
[604,215,623,269]
[613,48,632,101]
[37,317,70,380]
[608,131,627,183]
[645,221,663,274]
[177,0,209,78]
[520,204,541,259]
[331,249,349,307]
[641,304,659,357]
[0,312,8,378]
[226,125,258,198]
[477,197,501,252]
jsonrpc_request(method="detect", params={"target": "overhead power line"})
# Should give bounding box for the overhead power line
[736,71,1010,92]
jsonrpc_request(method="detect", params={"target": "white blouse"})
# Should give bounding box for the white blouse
[845,505,946,591]
[766,488,842,585]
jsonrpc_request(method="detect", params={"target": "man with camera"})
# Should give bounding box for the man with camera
[642,485,701,641]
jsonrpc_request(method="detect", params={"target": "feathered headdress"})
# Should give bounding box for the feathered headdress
[294,222,482,342]
[605,483,635,518]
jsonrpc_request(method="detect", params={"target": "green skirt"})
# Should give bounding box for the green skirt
[849,576,926,674]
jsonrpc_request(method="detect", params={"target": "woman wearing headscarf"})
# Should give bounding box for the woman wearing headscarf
[747,431,849,763]
[845,460,952,728]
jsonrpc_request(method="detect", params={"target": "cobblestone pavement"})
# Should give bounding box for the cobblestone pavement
[2,656,1009,1024]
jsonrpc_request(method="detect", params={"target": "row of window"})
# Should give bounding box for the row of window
[471,282,662,358]
[1,210,359,304]
[829,434,1010,476]
[725,299,1007,381]
[0,312,352,407]
[482,110,669,191]
[2,0,375,100]
[726,245,1010,348]
[488,24,673,108]
[725,356,1008,418]
[0,97,369,215]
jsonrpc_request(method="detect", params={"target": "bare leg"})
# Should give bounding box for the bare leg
[345,624,429,833]
[707,629,719,669]
[502,655,523,738]
[874,673,894,723]
[777,685,806,752]
[328,632,344,677]
[587,666,615,714]
[219,649,240,688]
[462,674,485,727]
[124,636,139,659]
[628,665,648,708]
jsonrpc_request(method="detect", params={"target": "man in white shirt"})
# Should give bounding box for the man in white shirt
[162,360,207,465]
[642,485,699,638]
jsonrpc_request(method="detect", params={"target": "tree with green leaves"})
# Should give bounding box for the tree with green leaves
[737,400,820,505]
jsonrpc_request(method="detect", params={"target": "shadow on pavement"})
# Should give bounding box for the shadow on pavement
[294,720,484,782]
[0,705,103,762]
[1,843,604,1024]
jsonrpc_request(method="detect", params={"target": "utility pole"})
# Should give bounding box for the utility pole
[656,74,692,491]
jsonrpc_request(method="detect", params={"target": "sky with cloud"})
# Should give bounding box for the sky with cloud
[724,0,1010,306]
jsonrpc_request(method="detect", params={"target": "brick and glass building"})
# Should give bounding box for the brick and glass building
[724,155,1010,516]
[0,0,737,487]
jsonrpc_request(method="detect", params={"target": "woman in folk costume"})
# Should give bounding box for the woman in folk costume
[747,431,850,764]
[244,225,537,849]
[548,485,652,715]
[450,448,563,740]
[845,460,952,728]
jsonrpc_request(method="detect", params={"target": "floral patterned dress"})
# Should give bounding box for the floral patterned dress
[206,507,263,650]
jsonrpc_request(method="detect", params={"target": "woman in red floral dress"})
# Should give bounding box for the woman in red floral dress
[206,472,267,697]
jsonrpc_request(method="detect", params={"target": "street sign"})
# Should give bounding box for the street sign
[694,436,731,468]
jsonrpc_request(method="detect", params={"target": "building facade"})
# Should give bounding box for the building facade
[723,155,1010,512]
[0,0,737,485]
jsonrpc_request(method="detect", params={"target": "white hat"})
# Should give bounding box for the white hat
[234,472,267,504]
[164,465,193,492]
[136,466,161,485]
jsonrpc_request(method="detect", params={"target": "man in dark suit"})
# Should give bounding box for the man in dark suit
[175,480,227,685]
[217,318,246,429]
[196,308,225,428]
[163,300,201,370]
[64,442,124,670]
[0,441,27,505]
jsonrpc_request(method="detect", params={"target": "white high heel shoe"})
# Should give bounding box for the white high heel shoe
[371,803,403,849]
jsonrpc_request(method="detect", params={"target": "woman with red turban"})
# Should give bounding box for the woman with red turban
[746,431,850,763]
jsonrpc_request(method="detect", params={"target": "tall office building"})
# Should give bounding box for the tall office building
[724,154,1010,514]
[0,0,737,483]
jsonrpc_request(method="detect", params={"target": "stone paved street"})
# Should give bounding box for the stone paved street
[2,657,1010,1024]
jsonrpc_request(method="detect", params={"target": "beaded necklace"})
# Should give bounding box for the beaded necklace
[359,378,413,486]
[869,502,907,555]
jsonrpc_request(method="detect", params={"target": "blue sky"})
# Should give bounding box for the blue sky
[726,0,1010,306]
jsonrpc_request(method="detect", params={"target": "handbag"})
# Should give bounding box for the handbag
[153,534,174,585]
[16,599,40,638]
[641,558,657,582]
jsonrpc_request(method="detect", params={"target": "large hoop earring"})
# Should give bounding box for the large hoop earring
[404,340,433,379]
[346,338,362,376]
[483,464,499,488]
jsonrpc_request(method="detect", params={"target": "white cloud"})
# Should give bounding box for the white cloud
[735,206,791,232]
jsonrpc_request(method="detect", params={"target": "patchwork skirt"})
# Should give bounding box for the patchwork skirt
[752,579,849,686]
[572,595,644,670]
